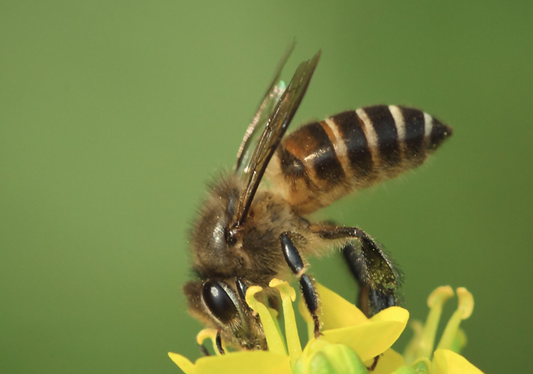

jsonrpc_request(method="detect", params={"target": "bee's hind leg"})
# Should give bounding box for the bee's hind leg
[342,242,401,317]
[311,224,402,318]
[280,232,321,338]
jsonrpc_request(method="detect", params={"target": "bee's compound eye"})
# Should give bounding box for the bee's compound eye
[202,280,238,324]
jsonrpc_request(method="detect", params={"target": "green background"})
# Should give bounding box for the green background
[1,1,531,373]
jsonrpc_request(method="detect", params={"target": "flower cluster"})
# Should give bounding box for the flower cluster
[169,280,483,374]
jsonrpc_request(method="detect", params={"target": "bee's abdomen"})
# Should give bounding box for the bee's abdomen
[267,105,452,214]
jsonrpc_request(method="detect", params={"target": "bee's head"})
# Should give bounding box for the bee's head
[183,277,268,351]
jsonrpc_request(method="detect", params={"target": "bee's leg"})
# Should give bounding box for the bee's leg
[198,329,225,355]
[312,224,401,318]
[199,344,210,356]
[280,232,321,338]
[215,330,225,355]
[367,356,380,371]
[235,277,249,305]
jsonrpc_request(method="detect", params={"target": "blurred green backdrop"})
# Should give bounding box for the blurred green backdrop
[1,1,532,373]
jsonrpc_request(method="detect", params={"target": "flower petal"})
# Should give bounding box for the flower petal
[432,349,484,374]
[194,351,291,374]
[370,349,405,374]
[320,307,409,362]
[294,340,368,374]
[316,283,369,329]
[168,352,197,374]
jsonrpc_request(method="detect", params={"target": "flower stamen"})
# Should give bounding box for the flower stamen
[195,328,221,356]
[436,287,474,351]
[245,285,286,356]
[270,279,303,366]
[413,286,454,360]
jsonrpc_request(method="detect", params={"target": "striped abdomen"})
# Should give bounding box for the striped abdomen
[266,105,452,214]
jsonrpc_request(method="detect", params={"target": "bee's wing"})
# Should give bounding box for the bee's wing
[231,50,321,229]
[234,42,295,174]
[234,80,286,174]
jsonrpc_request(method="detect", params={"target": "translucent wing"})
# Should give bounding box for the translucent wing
[233,42,295,174]
[234,81,286,174]
[230,50,321,231]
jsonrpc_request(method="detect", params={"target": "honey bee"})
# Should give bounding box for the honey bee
[183,45,452,354]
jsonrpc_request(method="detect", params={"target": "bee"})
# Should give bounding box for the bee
[183,45,452,353]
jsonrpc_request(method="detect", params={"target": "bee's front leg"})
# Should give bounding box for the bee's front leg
[197,329,225,355]
[215,330,224,355]
[279,232,321,338]
[199,344,210,356]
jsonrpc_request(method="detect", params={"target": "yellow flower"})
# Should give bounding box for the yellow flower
[169,281,483,374]
[391,286,484,374]
[298,282,408,365]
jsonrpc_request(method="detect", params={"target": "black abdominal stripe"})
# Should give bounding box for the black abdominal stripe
[269,105,452,213]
